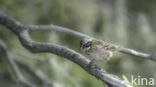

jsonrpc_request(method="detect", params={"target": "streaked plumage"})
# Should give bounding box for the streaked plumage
[80,38,118,62]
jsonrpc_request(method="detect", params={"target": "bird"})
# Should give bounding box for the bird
[80,38,118,63]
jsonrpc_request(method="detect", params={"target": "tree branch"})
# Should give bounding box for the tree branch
[28,24,156,61]
[15,60,53,87]
[0,39,53,87]
[0,39,36,87]
[29,25,91,39]
[0,12,131,87]
[118,47,156,61]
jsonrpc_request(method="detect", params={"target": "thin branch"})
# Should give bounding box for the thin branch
[0,39,53,87]
[29,25,91,39]
[0,12,130,87]
[28,24,156,61]
[0,39,36,87]
[15,60,53,87]
[118,47,156,61]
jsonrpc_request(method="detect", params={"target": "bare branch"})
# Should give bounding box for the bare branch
[0,39,53,87]
[118,47,156,61]
[0,12,130,87]
[0,39,36,87]
[29,25,91,39]
[28,24,156,61]
[15,60,53,87]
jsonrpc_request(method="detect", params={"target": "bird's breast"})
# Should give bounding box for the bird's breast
[89,50,102,60]
[88,49,112,61]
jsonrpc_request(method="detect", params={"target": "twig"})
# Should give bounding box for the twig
[0,39,53,87]
[29,24,91,39]
[15,60,53,87]
[0,39,36,87]
[118,47,156,61]
[0,12,130,87]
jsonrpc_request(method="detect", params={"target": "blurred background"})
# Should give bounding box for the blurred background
[0,0,156,87]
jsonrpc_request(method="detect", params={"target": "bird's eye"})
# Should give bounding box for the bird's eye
[85,42,91,47]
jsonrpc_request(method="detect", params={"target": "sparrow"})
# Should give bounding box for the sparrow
[80,38,118,62]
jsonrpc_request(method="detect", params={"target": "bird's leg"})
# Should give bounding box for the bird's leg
[88,59,95,68]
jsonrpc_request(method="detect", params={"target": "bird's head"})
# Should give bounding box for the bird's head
[80,38,93,52]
